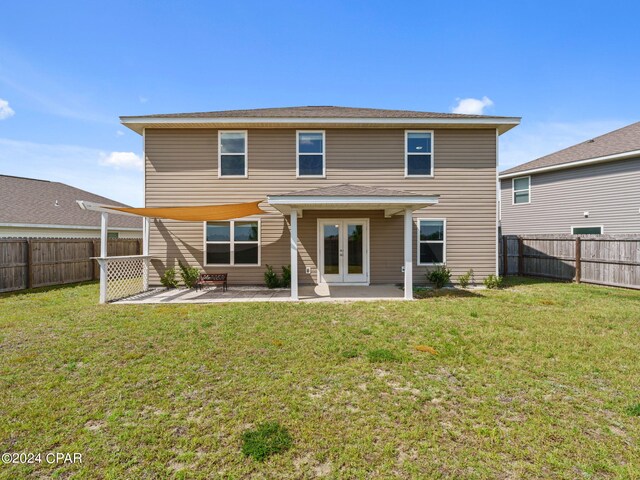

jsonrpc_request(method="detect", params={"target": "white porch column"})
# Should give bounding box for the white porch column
[99,212,108,303]
[290,209,299,301]
[404,208,413,300]
[142,217,150,290]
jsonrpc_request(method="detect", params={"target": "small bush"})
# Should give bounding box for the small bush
[483,274,504,289]
[241,422,293,461]
[367,349,400,363]
[178,261,200,289]
[626,403,640,416]
[264,265,281,289]
[458,269,474,288]
[427,265,452,289]
[281,265,291,288]
[160,268,179,288]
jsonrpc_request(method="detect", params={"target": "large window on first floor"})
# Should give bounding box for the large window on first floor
[571,226,603,235]
[417,219,446,265]
[205,220,260,265]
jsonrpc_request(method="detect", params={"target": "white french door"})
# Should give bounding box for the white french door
[318,219,369,284]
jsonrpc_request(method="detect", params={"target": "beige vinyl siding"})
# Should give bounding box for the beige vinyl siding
[0,226,141,239]
[500,157,640,235]
[146,128,497,285]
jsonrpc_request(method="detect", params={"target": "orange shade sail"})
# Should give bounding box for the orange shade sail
[107,200,265,221]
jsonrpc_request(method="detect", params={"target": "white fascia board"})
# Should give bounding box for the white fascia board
[267,195,439,205]
[499,149,640,179]
[0,222,142,231]
[121,116,521,134]
[76,200,141,217]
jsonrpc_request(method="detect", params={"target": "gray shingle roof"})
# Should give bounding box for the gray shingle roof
[0,175,142,229]
[124,105,515,120]
[501,121,640,176]
[275,184,428,197]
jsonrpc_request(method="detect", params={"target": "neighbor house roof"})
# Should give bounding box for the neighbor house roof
[500,121,640,178]
[121,105,521,135]
[0,175,142,230]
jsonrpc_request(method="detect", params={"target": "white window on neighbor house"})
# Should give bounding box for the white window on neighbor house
[512,176,530,204]
[107,232,119,239]
[204,220,260,266]
[405,131,434,177]
[297,131,325,177]
[417,219,446,265]
[571,226,603,235]
[219,131,247,177]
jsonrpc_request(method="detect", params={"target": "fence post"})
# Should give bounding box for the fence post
[575,237,582,283]
[518,237,524,276]
[502,236,509,276]
[26,239,33,289]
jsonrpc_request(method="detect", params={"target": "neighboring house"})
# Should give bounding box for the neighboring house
[500,121,640,235]
[0,175,142,238]
[120,106,520,289]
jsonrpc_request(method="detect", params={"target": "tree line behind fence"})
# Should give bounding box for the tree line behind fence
[499,234,640,290]
[0,238,142,293]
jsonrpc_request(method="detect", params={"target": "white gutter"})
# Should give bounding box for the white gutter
[499,149,640,179]
[76,200,141,217]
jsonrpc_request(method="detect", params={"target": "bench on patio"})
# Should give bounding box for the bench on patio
[195,273,228,292]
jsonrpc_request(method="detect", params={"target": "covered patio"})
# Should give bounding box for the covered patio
[77,183,438,304]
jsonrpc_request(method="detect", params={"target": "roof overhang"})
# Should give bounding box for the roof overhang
[499,149,640,179]
[120,116,521,135]
[267,194,439,217]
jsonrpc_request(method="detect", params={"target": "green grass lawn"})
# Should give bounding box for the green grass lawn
[1,278,639,479]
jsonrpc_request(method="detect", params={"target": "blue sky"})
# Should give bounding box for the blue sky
[1,0,639,206]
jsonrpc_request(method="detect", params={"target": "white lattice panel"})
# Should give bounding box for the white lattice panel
[106,257,147,302]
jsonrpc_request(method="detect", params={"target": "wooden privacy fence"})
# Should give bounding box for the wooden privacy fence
[499,234,640,290]
[0,238,142,293]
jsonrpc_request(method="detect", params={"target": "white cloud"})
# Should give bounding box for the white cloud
[0,138,143,206]
[452,96,494,115]
[139,96,149,103]
[0,98,15,119]
[115,130,125,137]
[499,119,630,171]
[99,151,143,171]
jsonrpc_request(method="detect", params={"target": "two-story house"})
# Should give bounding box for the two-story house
[120,106,520,299]
[500,121,640,235]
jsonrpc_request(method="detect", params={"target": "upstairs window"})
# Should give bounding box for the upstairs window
[205,220,260,265]
[297,131,325,177]
[219,131,247,177]
[512,176,530,204]
[417,219,446,265]
[405,131,433,176]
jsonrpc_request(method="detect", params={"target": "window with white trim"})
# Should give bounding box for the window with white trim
[219,131,247,177]
[512,176,530,204]
[417,219,446,265]
[405,131,433,176]
[205,220,259,265]
[571,226,602,235]
[297,131,325,177]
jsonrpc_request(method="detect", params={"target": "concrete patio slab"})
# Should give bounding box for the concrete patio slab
[114,284,404,304]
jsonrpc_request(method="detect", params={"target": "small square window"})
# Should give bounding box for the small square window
[513,176,530,204]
